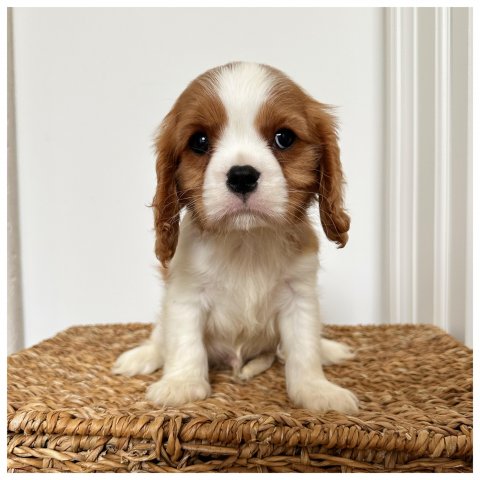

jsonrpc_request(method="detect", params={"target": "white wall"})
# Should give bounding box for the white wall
[12,8,384,348]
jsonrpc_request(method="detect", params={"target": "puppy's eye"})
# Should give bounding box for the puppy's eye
[189,132,209,155]
[274,129,296,150]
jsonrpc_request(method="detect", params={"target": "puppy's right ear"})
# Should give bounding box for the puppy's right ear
[152,112,180,268]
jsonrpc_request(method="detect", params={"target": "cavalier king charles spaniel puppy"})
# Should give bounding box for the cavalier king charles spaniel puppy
[113,62,359,413]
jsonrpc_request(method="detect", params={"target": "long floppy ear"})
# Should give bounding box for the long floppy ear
[308,102,350,248]
[152,112,181,267]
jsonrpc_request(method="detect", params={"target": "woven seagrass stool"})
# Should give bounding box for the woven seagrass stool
[8,323,472,473]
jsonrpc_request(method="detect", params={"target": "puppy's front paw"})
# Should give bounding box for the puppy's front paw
[146,376,211,406]
[289,378,359,414]
[112,343,163,376]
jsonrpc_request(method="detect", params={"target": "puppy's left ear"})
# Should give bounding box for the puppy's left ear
[308,101,350,248]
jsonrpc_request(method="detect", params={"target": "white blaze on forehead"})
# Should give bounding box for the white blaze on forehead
[202,62,288,228]
[215,62,274,130]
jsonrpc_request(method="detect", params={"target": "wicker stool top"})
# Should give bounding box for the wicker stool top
[8,323,472,472]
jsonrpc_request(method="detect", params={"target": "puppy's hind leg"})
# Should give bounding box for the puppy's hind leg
[320,338,355,366]
[236,353,275,381]
[112,323,164,376]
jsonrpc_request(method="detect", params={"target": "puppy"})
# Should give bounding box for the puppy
[113,62,359,414]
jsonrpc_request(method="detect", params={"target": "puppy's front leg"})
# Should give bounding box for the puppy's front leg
[278,260,359,414]
[146,292,210,407]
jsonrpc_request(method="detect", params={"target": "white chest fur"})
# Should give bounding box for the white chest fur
[169,213,300,368]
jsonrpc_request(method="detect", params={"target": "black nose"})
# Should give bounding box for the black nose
[226,165,261,196]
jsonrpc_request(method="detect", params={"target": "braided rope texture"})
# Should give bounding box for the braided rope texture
[7,323,472,472]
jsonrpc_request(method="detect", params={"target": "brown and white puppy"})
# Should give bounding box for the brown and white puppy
[113,62,358,413]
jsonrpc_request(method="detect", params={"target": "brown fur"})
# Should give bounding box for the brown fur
[257,65,350,247]
[306,101,350,247]
[152,69,227,267]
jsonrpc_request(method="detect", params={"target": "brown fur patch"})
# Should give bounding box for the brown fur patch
[256,65,350,247]
[152,68,227,267]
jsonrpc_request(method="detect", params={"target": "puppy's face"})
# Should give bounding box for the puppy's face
[153,62,349,266]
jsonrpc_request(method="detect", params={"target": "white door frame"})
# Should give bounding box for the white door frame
[384,7,472,346]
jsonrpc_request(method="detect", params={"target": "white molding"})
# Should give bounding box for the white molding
[433,7,451,332]
[7,8,25,353]
[385,8,418,324]
[385,7,472,342]
[464,8,472,348]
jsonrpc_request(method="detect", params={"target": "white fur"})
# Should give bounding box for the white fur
[113,63,359,413]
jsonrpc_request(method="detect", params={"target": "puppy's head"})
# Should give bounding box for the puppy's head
[153,62,349,267]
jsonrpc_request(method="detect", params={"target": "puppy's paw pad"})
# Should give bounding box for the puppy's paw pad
[146,377,211,406]
[112,344,163,376]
